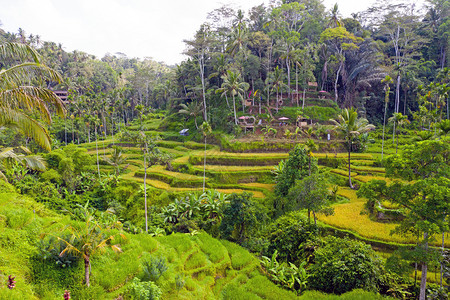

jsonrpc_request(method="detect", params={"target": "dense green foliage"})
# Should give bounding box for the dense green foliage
[309,236,385,294]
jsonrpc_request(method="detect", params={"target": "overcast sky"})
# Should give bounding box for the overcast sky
[1,0,419,65]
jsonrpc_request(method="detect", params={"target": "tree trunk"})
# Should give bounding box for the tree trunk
[302,88,306,110]
[313,211,317,226]
[419,233,429,300]
[395,74,401,113]
[64,118,67,145]
[144,149,148,233]
[203,136,207,192]
[295,63,299,107]
[84,256,90,287]
[95,126,100,180]
[232,95,238,125]
[441,231,445,287]
[381,101,387,159]
[396,130,399,154]
[308,157,311,176]
[286,55,291,99]
[348,140,353,189]
[334,61,342,103]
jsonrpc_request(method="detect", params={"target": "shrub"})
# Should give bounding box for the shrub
[142,256,168,282]
[266,211,317,264]
[128,277,162,300]
[309,236,384,294]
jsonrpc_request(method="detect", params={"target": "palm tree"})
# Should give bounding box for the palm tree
[178,101,202,129]
[388,112,410,154]
[51,203,124,287]
[266,66,285,112]
[200,121,212,192]
[103,146,127,175]
[217,70,249,125]
[331,108,374,188]
[0,146,46,181]
[0,42,65,151]
[305,139,319,175]
[381,76,393,159]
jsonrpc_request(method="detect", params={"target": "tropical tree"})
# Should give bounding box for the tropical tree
[0,146,46,181]
[103,146,127,175]
[178,101,202,129]
[266,66,285,112]
[305,139,318,176]
[0,42,66,151]
[331,108,374,188]
[49,202,124,287]
[200,121,212,192]
[360,140,450,300]
[217,70,249,125]
[288,174,333,225]
[319,27,363,103]
[381,75,393,159]
[134,131,161,233]
[388,112,410,154]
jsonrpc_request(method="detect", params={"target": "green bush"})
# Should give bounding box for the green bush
[266,211,317,264]
[128,278,162,300]
[309,236,384,294]
[142,256,168,282]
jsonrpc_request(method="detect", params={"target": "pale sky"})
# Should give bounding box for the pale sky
[0,0,419,65]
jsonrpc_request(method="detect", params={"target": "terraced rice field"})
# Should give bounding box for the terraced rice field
[81,129,445,249]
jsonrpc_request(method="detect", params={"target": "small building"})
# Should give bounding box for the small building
[179,129,189,136]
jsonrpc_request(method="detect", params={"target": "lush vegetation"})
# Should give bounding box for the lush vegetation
[0,0,449,299]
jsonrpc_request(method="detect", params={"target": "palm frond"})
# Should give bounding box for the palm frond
[0,107,51,151]
[0,62,62,87]
[0,42,40,63]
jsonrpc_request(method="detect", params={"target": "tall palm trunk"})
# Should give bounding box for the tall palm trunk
[84,256,90,287]
[232,95,238,125]
[348,140,353,189]
[95,126,100,179]
[143,146,148,233]
[334,61,343,102]
[381,101,388,159]
[203,136,207,192]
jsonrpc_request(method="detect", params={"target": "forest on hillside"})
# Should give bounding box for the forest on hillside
[0,0,449,299]
[1,0,448,143]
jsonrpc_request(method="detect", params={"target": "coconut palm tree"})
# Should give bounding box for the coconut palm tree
[217,70,249,125]
[331,108,374,188]
[381,76,393,159]
[178,101,202,129]
[266,66,285,112]
[51,202,124,287]
[200,121,212,192]
[103,146,127,176]
[0,146,46,181]
[305,139,319,175]
[0,42,65,151]
[388,112,410,154]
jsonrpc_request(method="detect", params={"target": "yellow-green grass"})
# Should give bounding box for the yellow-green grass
[193,165,275,172]
[350,165,385,174]
[317,188,450,247]
[350,159,377,166]
[144,165,206,181]
[353,175,394,183]
[312,152,374,160]
[240,183,275,191]
[330,169,358,177]
[216,189,265,198]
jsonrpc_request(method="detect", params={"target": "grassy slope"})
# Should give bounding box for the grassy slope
[0,182,298,299]
[0,181,394,299]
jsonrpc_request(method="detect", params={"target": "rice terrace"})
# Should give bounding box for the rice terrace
[0,0,449,299]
